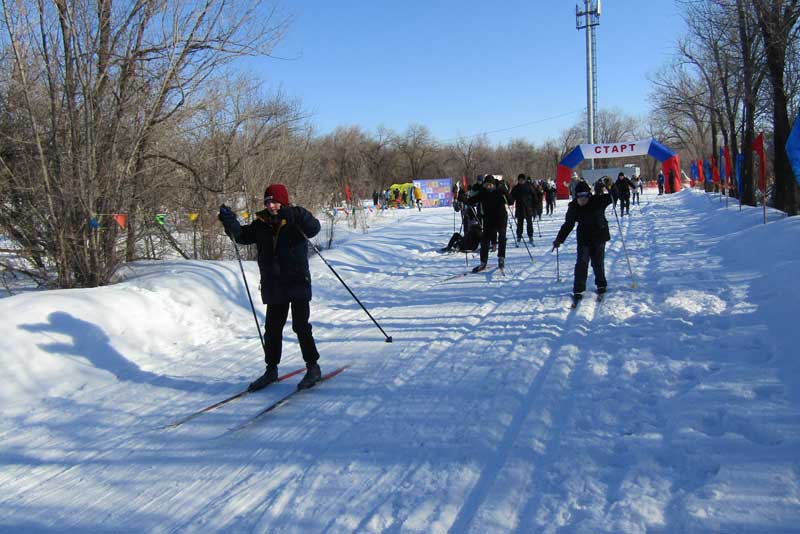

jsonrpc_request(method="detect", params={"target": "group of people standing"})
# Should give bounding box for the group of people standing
[458,171,634,303]
[372,186,423,211]
[450,174,558,272]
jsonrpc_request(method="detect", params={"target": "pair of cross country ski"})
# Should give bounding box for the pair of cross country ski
[162,365,349,431]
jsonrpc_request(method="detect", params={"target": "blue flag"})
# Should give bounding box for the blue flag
[786,111,800,187]
[736,153,743,194]
[719,148,726,182]
[704,159,712,183]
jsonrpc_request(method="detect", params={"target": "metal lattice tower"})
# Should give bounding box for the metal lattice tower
[576,0,601,167]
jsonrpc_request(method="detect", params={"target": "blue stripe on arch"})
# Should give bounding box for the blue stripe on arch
[560,146,585,168]
[647,140,676,162]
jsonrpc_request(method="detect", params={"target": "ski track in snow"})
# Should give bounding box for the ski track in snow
[1,190,800,533]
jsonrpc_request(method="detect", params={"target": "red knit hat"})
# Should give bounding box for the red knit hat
[264,183,289,206]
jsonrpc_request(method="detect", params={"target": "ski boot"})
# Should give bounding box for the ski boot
[471,262,488,273]
[248,364,278,392]
[297,363,322,390]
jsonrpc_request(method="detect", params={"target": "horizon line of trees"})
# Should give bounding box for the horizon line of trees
[1,0,798,292]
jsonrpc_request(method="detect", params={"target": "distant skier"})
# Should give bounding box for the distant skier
[613,172,634,216]
[630,175,642,205]
[219,183,324,391]
[466,175,510,271]
[551,180,612,303]
[509,174,535,244]
[545,179,557,215]
[657,172,665,195]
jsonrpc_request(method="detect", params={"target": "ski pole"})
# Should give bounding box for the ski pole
[231,239,267,354]
[609,202,637,289]
[506,216,519,248]
[507,206,535,264]
[535,215,542,237]
[556,246,561,282]
[300,230,393,343]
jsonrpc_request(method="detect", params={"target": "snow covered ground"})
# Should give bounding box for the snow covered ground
[1,189,799,533]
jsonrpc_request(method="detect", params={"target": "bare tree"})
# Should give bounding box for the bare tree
[753,0,800,214]
[393,123,437,180]
[0,0,290,288]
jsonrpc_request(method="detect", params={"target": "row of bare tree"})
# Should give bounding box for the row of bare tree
[650,0,800,214]
[1,1,798,292]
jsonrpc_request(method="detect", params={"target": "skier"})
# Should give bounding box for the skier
[465,175,510,271]
[630,175,642,205]
[657,172,665,195]
[509,174,535,243]
[551,180,612,303]
[545,179,557,215]
[218,183,324,391]
[613,172,634,216]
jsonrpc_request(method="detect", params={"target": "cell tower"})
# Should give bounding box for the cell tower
[576,0,601,167]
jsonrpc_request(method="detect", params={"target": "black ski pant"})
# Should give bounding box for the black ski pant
[515,211,533,240]
[264,300,320,367]
[619,196,630,215]
[573,242,607,294]
[631,191,640,205]
[480,218,507,263]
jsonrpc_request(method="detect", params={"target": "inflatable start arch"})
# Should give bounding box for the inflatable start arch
[556,139,682,199]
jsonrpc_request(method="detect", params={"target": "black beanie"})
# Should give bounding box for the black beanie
[575,181,591,195]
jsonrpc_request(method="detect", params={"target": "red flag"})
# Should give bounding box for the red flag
[724,146,732,179]
[112,213,127,229]
[462,175,467,189]
[752,132,766,191]
[711,156,720,183]
[696,159,705,183]
[344,183,351,202]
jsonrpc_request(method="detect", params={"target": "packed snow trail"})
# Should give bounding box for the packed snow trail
[1,190,799,533]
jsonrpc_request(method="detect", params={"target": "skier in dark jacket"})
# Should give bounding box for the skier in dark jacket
[509,174,535,243]
[551,180,612,302]
[613,172,634,216]
[219,183,323,391]
[465,175,510,271]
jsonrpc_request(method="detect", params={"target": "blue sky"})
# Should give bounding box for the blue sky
[244,1,683,145]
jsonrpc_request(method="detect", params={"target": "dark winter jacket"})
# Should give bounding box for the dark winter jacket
[613,177,634,199]
[222,206,321,305]
[509,182,535,217]
[466,182,511,225]
[554,193,612,246]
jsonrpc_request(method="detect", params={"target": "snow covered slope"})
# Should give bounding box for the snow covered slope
[1,190,799,533]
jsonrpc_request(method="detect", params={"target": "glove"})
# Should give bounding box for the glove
[551,240,560,252]
[218,204,236,225]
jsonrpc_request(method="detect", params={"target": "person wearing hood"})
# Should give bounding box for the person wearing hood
[218,184,324,391]
[551,180,612,302]
[465,174,511,271]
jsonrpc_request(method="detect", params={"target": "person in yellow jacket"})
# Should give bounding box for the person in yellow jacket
[413,185,424,211]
